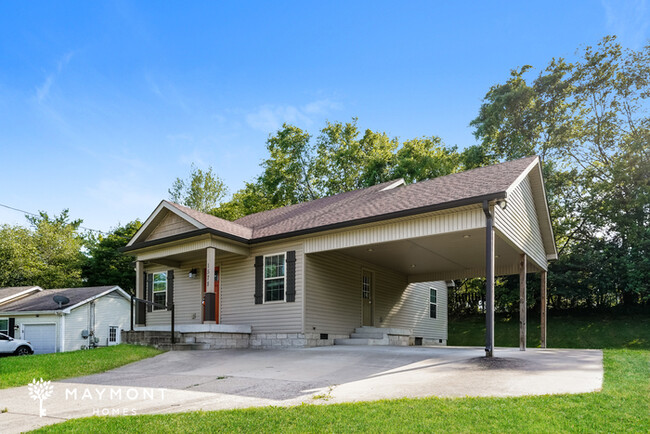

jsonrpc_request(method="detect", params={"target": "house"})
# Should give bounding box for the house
[122,156,556,355]
[0,286,131,354]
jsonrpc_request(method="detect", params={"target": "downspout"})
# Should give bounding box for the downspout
[483,200,495,358]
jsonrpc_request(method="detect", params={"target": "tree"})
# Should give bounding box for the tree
[0,210,86,289]
[470,35,650,307]
[82,221,142,294]
[169,164,228,213]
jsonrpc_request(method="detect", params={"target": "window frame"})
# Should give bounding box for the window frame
[263,252,286,303]
[0,319,8,335]
[429,287,437,319]
[152,271,167,311]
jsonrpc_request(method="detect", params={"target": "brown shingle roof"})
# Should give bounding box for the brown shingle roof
[234,156,537,240]
[130,156,538,246]
[0,286,41,302]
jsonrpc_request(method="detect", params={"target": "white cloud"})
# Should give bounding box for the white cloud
[245,98,342,133]
[602,0,650,48]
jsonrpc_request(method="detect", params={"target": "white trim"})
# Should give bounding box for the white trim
[429,287,438,319]
[126,201,206,247]
[505,157,539,197]
[151,272,167,311]
[59,313,65,352]
[262,252,287,304]
[62,286,131,313]
[0,286,43,305]
[381,178,405,191]
[361,268,374,326]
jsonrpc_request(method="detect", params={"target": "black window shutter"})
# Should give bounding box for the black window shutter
[8,318,15,338]
[254,256,263,304]
[286,250,296,302]
[147,273,154,312]
[167,270,174,309]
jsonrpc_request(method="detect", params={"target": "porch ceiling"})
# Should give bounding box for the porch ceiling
[331,228,540,281]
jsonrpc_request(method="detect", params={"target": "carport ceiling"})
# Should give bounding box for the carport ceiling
[338,228,525,277]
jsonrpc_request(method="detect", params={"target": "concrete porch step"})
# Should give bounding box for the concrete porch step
[156,342,211,351]
[334,336,390,346]
[350,332,388,339]
[355,326,411,336]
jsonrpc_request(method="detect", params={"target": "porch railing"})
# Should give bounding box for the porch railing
[130,295,175,344]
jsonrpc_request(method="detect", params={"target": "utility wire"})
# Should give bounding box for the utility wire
[0,202,106,234]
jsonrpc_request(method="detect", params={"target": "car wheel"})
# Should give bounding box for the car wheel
[14,346,32,356]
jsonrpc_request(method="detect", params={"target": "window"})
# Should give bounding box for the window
[109,326,118,343]
[264,254,285,302]
[152,272,167,310]
[0,319,7,335]
[429,288,437,319]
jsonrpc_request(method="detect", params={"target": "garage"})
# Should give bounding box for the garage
[23,324,56,354]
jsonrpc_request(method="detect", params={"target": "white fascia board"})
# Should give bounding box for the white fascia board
[381,179,406,191]
[0,286,43,304]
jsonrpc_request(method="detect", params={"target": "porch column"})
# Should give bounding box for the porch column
[519,253,527,351]
[540,270,547,348]
[483,201,495,358]
[135,261,146,325]
[204,247,216,323]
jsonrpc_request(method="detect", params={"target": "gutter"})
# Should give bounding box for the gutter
[121,192,508,253]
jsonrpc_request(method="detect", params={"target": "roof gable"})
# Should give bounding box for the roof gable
[0,286,126,313]
[0,286,42,305]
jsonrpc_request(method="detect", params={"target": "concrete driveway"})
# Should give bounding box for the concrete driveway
[0,346,602,433]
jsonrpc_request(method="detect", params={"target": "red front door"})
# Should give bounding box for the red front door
[203,267,219,323]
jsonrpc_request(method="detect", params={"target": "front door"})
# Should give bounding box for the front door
[203,267,220,323]
[362,270,373,326]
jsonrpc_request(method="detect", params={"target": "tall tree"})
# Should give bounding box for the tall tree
[82,221,142,294]
[169,164,228,213]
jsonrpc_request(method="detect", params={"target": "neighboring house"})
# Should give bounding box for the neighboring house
[0,286,42,306]
[122,156,556,351]
[0,286,131,354]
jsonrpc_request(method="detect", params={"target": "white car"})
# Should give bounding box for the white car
[0,332,34,355]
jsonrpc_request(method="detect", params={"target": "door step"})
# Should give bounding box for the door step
[334,336,389,346]
[334,326,412,346]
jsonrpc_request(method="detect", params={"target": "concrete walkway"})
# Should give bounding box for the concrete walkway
[0,346,603,433]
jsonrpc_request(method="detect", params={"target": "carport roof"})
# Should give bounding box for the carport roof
[126,156,543,249]
[0,286,119,312]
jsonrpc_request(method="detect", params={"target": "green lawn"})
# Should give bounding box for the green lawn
[34,313,650,433]
[449,310,650,349]
[0,344,162,389]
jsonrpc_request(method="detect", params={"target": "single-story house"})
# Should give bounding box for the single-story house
[122,156,556,355]
[0,286,131,354]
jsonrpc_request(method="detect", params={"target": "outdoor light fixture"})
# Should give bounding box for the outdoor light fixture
[410,264,417,268]
[188,268,198,279]
[367,248,374,252]
[463,234,471,239]
[497,199,508,210]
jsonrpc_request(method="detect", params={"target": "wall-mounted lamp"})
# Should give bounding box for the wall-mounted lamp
[497,199,507,210]
[188,268,198,279]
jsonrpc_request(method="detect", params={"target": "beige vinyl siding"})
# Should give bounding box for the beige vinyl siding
[304,206,485,254]
[495,176,547,269]
[379,281,447,340]
[146,212,197,241]
[305,250,447,339]
[220,242,303,333]
[143,264,202,326]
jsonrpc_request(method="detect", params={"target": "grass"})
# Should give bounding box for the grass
[448,310,650,349]
[33,313,650,433]
[0,344,162,389]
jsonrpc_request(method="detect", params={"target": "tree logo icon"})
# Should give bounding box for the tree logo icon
[27,378,54,417]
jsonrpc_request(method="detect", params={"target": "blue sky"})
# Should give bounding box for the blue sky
[0,1,648,233]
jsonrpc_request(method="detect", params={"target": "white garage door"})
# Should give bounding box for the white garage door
[23,324,56,354]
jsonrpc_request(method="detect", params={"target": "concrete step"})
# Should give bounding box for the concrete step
[334,336,389,346]
[355,326,411,336]
[350,332,388,339]
[184,336,196,344]
[157,342,211,351]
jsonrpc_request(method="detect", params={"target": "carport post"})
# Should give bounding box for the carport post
[541,270,547,348]
[482,201,495,358]
[519,253,527,351]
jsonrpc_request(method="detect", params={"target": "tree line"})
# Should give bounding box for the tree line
[1,36,648,313]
